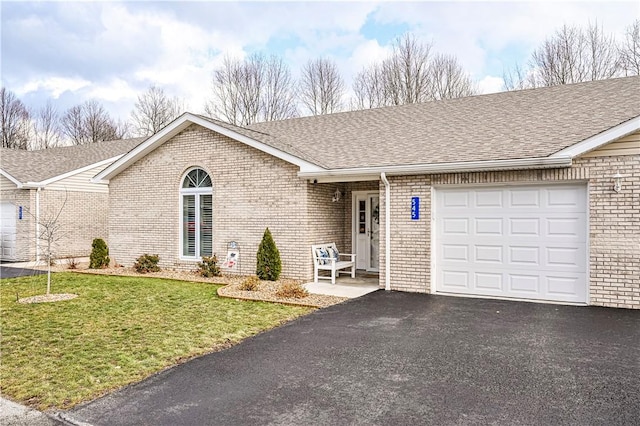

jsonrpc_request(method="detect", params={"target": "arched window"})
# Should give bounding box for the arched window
[180,168,212,258]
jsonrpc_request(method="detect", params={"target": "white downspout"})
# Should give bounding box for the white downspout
[35,187,41,262]
[380,173,391,291]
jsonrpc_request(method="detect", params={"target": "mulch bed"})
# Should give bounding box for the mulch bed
[35,262,347,308]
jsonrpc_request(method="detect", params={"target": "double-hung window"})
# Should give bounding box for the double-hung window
[180,168,213,258]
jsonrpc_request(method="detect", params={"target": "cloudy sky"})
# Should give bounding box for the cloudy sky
[2,1,637,122]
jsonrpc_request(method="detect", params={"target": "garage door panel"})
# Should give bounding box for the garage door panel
[509,218,540,236]
[475,190,503,207]
[441,271,469,289]
[546,216,584,237]
[509,246,540,265]
[443,218,469,235]
[475,218,503,235]
[475,272,503,290]
[547,187,585,208]
[508,274,540,293]
[442,244,468,262]
[474,245,503,263]
[435,184,587,304]
[509,189,540,207]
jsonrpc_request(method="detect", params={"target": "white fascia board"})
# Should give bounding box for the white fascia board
[552,116,640,158]
[34,155,123,187]
[93,113,322,183]
[298,156,573,183]
[0,169,23,188]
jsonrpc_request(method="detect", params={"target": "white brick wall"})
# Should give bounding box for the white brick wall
[0,188,108,261]
[109,125,348,279]
[106,123,638,309]
[381,155,640,309]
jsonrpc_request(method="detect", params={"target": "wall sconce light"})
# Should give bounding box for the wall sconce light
[612,172,623,193]
[332,188,342,202]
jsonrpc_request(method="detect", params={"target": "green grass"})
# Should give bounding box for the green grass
[0,273,312,410]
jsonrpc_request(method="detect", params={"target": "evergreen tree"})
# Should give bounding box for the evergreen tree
[89,238,110,268]
[256,228,281,281]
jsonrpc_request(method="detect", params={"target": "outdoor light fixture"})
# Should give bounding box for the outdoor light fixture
[332,188,342,202]
[612,172,623,193]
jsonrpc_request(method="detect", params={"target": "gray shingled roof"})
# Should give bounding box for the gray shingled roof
[244,76,640,169]
[1,138,144,184]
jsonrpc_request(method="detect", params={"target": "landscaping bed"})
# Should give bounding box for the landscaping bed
[39,261,348,308]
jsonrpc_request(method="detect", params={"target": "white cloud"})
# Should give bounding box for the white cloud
[15,76,91,99]
[478,76,504,95]
[3,1,638,122]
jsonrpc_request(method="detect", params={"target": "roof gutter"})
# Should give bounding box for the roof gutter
[299,156,573,182]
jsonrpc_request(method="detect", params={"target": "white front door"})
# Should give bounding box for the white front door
[354,192,380,271]
[1,202,17,261]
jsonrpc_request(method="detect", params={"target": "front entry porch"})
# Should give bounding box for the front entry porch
[304,271,380,298]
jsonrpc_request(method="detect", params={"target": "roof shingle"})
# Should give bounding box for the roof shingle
[246,76,640,169]
[1,138,144,184]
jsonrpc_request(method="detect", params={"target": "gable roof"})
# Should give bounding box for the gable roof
[247,76,640,170]
[0,138,144,187]
[95,76,640,183]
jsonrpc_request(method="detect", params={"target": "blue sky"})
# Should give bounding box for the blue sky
[1,1,637,122]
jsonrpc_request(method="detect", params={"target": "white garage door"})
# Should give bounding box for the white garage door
[434,184,587,304]
[1,202,17,261]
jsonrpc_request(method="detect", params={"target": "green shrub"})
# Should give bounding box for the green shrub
[89,238,110,269]
[197,255,221,277]
[256,228,281,281]
[275,281,308,299]
[240,276,260,291]
[133,254,160,273]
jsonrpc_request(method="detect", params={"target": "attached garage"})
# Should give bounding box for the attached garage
[1,201,17,261]
[433,183,588,304]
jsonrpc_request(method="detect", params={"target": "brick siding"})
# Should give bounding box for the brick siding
[381,154,640,308]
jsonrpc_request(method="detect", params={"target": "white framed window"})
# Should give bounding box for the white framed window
[180,168,213,259]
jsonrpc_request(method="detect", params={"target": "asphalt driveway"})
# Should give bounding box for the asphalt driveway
[66,292,639,425]
[0,266,46,279]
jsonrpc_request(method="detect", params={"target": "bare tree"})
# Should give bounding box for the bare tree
[505,22,623,90]
[620,19,640,76]
[0,87,31,149]
[429,53,477,100]
[382,34,434,105]
[205,53,297,125]
[352,63,388,109]
[299,58,345,115]
[32,101,61,149]
[61,100,125,144]
[38,192,68,295]
[131,85,184,136]
[352,34,477,109]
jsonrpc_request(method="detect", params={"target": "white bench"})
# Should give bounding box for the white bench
[311,243,356,284]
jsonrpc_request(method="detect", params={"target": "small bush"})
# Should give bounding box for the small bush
[256,228,281,281]
[276,281,308,299]
[133,254,160,273]
[66,257,79,270]
[197,255,221,277]
[89,238,110,269]
[240,276,260,291]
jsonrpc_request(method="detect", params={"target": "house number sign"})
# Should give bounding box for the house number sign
[411,197,420,220]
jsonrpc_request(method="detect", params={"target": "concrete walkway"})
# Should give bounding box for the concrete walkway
[0,397,62,426]
[304,274,380,298]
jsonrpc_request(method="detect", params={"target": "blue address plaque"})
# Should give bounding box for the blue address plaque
[411,196,420,220]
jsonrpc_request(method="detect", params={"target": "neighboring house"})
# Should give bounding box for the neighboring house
[95,76,640,309]
[0,138,143,262]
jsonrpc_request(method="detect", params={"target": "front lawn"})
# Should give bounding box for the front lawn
[0,273,312,410]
